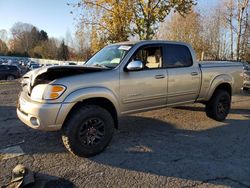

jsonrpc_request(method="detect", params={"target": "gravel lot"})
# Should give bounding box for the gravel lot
[0,80,250,187]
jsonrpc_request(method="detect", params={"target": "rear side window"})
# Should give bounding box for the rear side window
[164,44,193,68]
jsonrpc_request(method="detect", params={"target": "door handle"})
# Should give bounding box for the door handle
[191,72,198,76]
[155,74,165,79]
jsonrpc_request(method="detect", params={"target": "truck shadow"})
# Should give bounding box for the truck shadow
[91,114,250,187]
[0,105,65,155]
[1,105,250,187]
[174,105,250,115]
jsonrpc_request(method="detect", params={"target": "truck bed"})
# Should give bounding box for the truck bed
[197,61,243,101]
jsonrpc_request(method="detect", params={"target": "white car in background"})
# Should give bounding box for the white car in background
[241,62,250,90]
[243,71,250,90]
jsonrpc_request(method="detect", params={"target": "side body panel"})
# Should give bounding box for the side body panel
[197,62,243,101]
[118,41,202,112]
[119,69,167,113]
[166,67,201,105]
[163,43,202,106]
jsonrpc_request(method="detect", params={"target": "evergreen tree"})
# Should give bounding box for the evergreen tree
[58,40,69,60]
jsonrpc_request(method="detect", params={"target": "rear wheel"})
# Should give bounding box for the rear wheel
[62,105,114,157]
[205,89,231,121]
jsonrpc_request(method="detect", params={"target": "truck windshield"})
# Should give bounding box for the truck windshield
[85,45,132,68]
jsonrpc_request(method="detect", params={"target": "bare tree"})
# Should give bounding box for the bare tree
[10,22,35,54]
[224,0,235,59]
[74,27,92,60]
[241,10,250,61]
[157,10,204,59]
[236,0,249,60]
[0,29,8,42]
[65,29,74,48]
[200,6,226,60]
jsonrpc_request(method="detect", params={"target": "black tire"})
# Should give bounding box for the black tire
[6,75,15,80]
[62,105,114,157]
[205,89,231,121]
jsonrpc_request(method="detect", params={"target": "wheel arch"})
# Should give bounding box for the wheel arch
[60,96,119,130]
[68,97,118,128]
[206,75,233,101]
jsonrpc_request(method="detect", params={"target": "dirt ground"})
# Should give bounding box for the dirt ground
[0,80,250,187]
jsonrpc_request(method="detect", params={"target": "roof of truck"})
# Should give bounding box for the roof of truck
[112,40,190,46]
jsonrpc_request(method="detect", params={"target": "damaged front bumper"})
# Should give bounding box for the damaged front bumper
[17,91,63,131]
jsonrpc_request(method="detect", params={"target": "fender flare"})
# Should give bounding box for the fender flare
[206,74,233,101]
[63,87,120,114]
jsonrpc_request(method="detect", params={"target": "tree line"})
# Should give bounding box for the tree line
[70,0,196,53]
[158,0,250,61]
[71,0,250,62]
[0,23,70,60]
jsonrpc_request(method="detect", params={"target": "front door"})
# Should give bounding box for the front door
[119,45,168,113]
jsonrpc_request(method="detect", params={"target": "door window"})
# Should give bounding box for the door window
[164,44,193,68]
[131,46,163,69]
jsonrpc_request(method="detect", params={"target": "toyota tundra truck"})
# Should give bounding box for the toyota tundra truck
[17,40,243,157]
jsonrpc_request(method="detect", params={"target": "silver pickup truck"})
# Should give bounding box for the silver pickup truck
[17,40,243,157]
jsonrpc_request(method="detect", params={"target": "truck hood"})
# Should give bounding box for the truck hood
[22,65,107,93]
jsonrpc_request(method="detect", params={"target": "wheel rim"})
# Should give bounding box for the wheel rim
[217,96,230,116]
[78,118,105,146]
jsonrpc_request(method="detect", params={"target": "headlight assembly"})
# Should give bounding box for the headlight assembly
[30,84,66,101]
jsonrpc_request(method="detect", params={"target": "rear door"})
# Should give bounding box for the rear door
[120,45,168,113]
[0,65,8,79]
[164,44,201,105]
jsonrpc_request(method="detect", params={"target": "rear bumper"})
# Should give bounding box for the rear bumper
[17,91,63,131]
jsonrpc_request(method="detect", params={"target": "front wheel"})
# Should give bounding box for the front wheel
[205,90,231,121]
[62,105,115,157]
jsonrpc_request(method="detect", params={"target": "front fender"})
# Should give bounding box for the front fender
[206,74,233,100]
[63,87,120,114]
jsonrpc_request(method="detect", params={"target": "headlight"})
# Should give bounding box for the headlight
[44,85,66,100]
[30,84,66,101]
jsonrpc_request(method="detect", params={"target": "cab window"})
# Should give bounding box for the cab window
[164,44,193,68]
[131,46,163,69]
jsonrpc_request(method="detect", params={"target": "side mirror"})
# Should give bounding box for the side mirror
[126,61,143,71]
